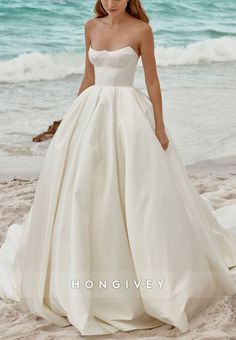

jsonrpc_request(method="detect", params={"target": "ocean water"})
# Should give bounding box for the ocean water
[0,0,236,174]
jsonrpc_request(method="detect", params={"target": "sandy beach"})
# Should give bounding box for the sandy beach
[1,156,236,339]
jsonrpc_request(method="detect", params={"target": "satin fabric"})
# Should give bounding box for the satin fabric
[1,46,236,336]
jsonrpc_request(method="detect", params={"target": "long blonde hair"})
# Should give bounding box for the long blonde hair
[94,0,149,23]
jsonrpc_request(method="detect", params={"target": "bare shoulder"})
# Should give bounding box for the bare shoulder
[85,17,107,27]
[138,21,153,37]
[84,17,97,30]
[130,20,153,46]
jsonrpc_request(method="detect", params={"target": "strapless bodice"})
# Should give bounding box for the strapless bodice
[88,46,139,87]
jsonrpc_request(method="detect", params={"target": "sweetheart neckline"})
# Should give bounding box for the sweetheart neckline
[89,46,140,59]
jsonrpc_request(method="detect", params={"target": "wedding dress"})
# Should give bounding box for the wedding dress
[1,45,236,336]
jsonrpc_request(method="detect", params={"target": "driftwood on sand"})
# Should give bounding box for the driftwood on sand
[32,120,62,142]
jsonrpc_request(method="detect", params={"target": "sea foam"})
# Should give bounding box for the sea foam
[0,37,236,83]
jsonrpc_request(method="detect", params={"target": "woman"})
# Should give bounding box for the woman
[1,0,236,336]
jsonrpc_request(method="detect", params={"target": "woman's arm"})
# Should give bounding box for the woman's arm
[77,19,95,96]
[139,23,169,150]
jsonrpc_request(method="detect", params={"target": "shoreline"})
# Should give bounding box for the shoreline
[186,154,236,176]
[0,154,235,181]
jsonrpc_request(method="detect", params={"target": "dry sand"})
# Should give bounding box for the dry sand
[1,156,236,339]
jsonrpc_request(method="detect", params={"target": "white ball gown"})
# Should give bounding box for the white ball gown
[1,45,236,336]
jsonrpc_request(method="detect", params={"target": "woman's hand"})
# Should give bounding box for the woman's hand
[155,126,169,151]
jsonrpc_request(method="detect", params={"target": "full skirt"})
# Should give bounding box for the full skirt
[1,85,236,336]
